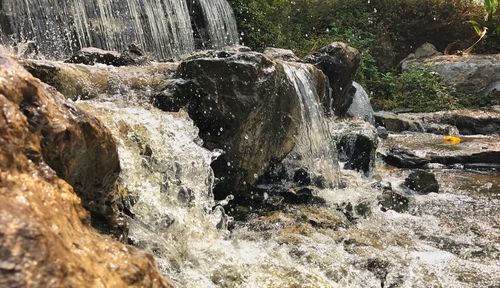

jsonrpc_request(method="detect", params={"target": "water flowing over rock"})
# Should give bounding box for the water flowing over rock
[404,170,440,194]
[78,101,223,286]
[0,0,239,60]
[160,51,301,197]
[158,50,339,198]
[280,62,340,188]
[0,55,172,287]
[23,59,177,100]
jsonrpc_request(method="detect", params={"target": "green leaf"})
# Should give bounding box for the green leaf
[467,20,483,36]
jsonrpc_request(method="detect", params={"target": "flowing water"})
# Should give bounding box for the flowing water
[76,65,499,287]
[0,0,238,59]
[281,62,340,187]
[196,0,239,48]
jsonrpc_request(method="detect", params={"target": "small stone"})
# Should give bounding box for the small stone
[293,168,312,186]
[377,126,389,139]
[378,190,410,213]
[404,170,440,194]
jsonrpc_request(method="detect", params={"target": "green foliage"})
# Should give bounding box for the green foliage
[228,0,495,111]
[467,0,500,50]
[372,67,458,113]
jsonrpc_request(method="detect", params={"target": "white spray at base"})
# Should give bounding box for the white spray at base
[78,82,499,288]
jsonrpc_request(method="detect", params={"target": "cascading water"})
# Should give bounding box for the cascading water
[0,0,238,59]
[78,69,499,287]
[281,62,340,187]
[196,0,239,48]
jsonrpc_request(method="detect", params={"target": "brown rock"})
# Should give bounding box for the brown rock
[0,55,173,287]
[22,59,177,100]
[12,57,124,237]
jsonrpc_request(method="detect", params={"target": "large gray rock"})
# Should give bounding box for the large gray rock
[402,43,442,62]
[304,42,361,116]
[375,109,500,135]
[159,50,332,198]
[380,133,500,170]
[402,54,500,103]
[347,82,375,124]
[374,111,423,133]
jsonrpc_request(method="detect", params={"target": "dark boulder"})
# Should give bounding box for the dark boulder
[337,133,378,175]
[381,148,429,169]
[404,170,440,194]
[304,42,361,116]
[119,43,151,66]
[159,51,308,198]
[332,120,379,175]
[66,47,123,66]
[293,168,312,186]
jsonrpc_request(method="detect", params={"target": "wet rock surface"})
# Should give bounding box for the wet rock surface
[375,109,500,135]
[0,55,172,287]
[6,56,126,236]
[263,47,300,62]
[404,170,440,194]
[304,42,361,116]
[23,59,177,100]
[380,133,500,170]
[65,45,151,67]
[160,50,326,198]
[65,47,124,66]
[331,119,379,175]
[374,111,422,133]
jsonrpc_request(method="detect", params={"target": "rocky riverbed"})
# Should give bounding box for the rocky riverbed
[1,41,499,287]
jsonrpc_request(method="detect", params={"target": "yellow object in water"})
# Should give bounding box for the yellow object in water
[443,136,462,145]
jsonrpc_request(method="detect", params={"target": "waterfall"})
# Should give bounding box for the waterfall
[196,0,239,48]
[281,62,340,187]
[77,69,499,287]
[79,101,231,285]
[0,0,238,59]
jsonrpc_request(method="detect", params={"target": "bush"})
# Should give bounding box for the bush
[229,0,487,59]
[372,67,459,112]
[228,0,493,111]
